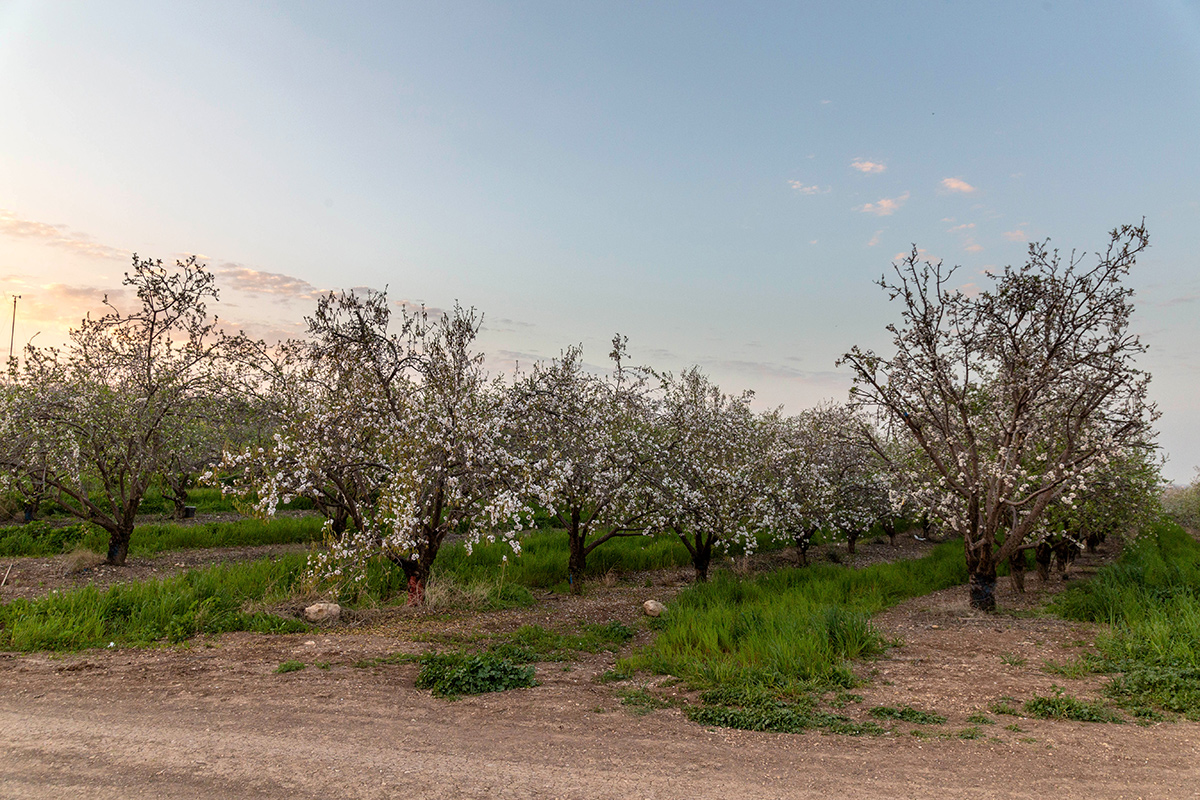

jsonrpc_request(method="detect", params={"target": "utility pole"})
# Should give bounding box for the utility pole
[8,294,18,360]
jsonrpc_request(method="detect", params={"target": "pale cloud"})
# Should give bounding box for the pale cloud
[0,209,130,260]
[965,243,984,253]
[940,177,977,194]
[1003,229,1027,241]
[850,159,886,174]
[856,192,909,216]
[947,223,976,232]
[787,180,830,195]
[866,230,883,247]
[213,263,323,300]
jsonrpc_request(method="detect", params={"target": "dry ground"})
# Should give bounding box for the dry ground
[2,536,1198,799]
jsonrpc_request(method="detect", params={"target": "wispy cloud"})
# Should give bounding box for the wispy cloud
[856,192,909,217]
[0,209,130,260]
[965,243,984,253]
[940,177,977,194]
[947,222,976,232]
[213,263,324,300]
[787,180,830,195]
[850,159,886,174]
[866,230,883,247]
[1002,229,1027,242]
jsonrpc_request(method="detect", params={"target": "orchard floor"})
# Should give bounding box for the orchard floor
[2,538,1198,799]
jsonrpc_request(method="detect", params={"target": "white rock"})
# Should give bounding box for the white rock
[304,602,342,623]
[642,600,666,617]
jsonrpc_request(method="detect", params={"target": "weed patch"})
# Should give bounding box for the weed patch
[867,705,946,724]
[414,652,537,698]
[275,660,306,674]
[1023,687,1123,723]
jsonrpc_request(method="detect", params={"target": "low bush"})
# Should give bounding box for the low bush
[415,652,537,698]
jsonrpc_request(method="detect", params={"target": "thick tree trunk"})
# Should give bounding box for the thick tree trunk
[567,534,587,595]
[846,529,859,555]
[1008,551,1026,594]
[1035,542,1053,583]
[882,519,898,547]
[106,527,132,566]
[401,560,428,606]
[965,539,997,611]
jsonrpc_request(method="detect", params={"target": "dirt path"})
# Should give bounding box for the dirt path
[3,536,1197,798]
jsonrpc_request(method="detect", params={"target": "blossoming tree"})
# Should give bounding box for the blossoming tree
[510,338,659,592]
[841,224,1158,610]
[219,290,531,604]
[0,255,243,564]
[647,367,770,581]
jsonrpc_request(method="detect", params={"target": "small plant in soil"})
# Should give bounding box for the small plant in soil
[1023,686,1123,723]
[868,705,946,725]
[966,712,995,725]
[989,698,1021,716]
[1000,652,1027,667]
[275,660,306,674]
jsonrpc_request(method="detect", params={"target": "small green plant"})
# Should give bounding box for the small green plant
[1023,686,1123,723]
[275,660,306,674]
[956,726,983,739]
[1042,656,1094,679]
[867,705,946,725]
[966,712,995,725]
[1004,723,1024,732]
[415,652,537,698]
[989,697,1021,716]
[315,661,331,670]
[830,691,864,708]
[618,688,676,716]
[1000,652,1027,667]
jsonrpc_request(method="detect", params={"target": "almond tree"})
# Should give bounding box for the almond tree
[509,338,658,592]
[218,290,531,604]
[0,255,243,564]
[841,224,1158,610]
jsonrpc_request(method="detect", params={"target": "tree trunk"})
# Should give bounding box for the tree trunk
[1008,551,1026,594]
[567,534,586,595]
[401,559,428,606]
[846,529,859,555]
[567,510,585,594]
[882,519,898,547]
[691,535,713,582]
[793,533,810,566]
[1035,542,1052,583]
[106,527,132,566]
[965,539,997,611]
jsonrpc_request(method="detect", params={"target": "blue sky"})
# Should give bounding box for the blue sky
[2,0,1198,481]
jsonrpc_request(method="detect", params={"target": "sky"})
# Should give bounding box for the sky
[1,0,1198,482]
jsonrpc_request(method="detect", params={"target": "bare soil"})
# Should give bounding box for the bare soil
[2,536,1198,799]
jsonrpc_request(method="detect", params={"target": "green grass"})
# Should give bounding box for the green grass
[0,554,309,650]
[0,516,325,558]
[1054,520,1200,715]
[620,538,967,693]
[615,539,967,734]
[275,660,306,674]
[432,529,694,592]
